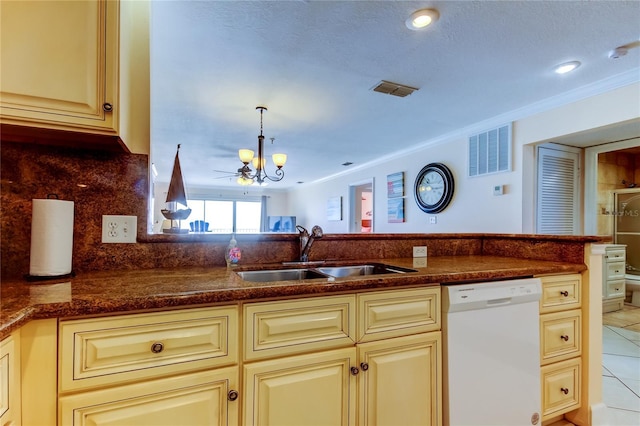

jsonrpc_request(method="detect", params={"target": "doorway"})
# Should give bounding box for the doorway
[349,179,374,233]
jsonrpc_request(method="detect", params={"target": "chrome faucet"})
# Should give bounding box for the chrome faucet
[297,225,323,262]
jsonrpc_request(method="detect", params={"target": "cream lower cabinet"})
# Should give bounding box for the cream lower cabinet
[357,333,441,426]
[59,367,238,426]
[58,306,239,426]
[602,245,626,313]
[0,331,21,426]
[538,274,582,422]
[244,348,357,425]
[242,287,442,426]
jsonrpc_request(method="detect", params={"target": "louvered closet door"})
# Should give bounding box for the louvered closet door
[536,145,581,234]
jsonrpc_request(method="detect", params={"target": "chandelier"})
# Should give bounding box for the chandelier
[237,106,287,186]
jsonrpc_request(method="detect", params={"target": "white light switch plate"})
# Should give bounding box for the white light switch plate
[102,215,137,243]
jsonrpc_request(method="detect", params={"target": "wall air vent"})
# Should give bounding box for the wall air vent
[468,123,512,177]
[372,80,419,97]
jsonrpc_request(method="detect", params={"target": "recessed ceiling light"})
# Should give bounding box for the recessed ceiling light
[554,61,581,74]
[406,9,439,30]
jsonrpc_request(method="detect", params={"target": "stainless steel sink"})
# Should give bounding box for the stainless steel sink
[236,268,330,282]
[236,263,416,282]
[317,263,417,277]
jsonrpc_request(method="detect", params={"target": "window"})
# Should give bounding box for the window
[182,199,262,233]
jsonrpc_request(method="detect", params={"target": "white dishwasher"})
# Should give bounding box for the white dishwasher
[442,278,542,426]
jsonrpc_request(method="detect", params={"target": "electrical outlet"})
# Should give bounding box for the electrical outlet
[413,246,427,258]
[102,215,137,243]
[429,216,437,224]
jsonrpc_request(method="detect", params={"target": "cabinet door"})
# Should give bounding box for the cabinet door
[243,347,356,426]
[357,332,442,426]
[59,366,239,426]
[0,332,21,426]
[0,0,117,132]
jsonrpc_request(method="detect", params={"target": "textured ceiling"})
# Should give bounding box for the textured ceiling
[150,1,640,189]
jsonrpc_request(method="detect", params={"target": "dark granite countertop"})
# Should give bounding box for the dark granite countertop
[0,255,586,339]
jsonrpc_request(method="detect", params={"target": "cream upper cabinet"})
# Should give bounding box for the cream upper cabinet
[0,332,21,426]
[0,0,150,154]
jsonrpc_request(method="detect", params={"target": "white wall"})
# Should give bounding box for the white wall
[289,134,524,233]
[289,82,640,234]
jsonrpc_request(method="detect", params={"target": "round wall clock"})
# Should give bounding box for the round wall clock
[414,163,455,213]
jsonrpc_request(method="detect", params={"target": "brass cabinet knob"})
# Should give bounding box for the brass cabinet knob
[360,362,369,371]
[227,390,239,401]
[350,366,359,375]
[151,342,164,353]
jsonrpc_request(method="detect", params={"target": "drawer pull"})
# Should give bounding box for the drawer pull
[560,335,569,342]
[560,387,569,395]
[560,290,569,297]
[227,390,239,401]
[350,366,359,375]
[151,342,164,353]
[360,362,369,371]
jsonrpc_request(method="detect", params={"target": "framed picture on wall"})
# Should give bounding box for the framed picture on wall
[388,198,405,223]
[387,172,404,198]
[327,196,342,221]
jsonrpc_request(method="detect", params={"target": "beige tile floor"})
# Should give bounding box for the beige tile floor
[602,304,640,425]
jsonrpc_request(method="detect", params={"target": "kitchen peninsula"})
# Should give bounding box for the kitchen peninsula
[1,233,610,426]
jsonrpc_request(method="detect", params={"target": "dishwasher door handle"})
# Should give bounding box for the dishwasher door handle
[485,297,512,306]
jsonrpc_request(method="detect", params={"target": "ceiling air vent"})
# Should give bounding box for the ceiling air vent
[372,80,419,97]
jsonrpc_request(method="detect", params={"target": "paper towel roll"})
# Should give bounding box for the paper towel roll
[30,198,74,277]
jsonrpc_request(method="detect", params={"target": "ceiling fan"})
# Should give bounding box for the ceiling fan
[212,167,245,179]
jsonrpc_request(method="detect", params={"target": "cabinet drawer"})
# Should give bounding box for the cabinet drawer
[540,310,581,365]
[539,274,581,313]
[605,248,626,262]
[357,287,440,342]
[606,261,626,281]
[244,295,356,361]
[605,280,625,298]
[541,358,581,420]
[59,306,238,392]
[59,366,239,426]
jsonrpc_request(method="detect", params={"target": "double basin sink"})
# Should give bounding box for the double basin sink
[236,262,417,283]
